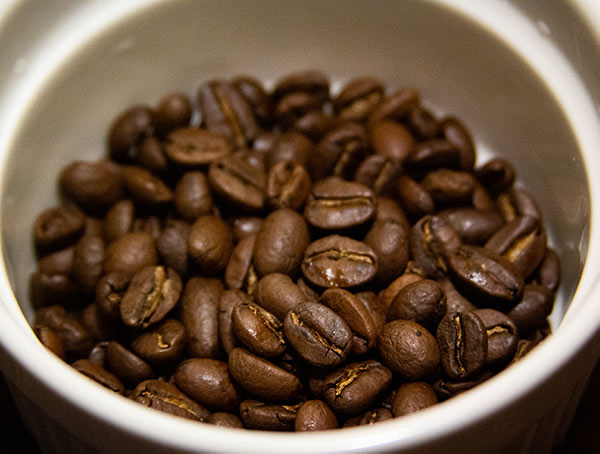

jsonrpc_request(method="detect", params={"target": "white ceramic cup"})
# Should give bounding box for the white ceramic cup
[0,1,599,452]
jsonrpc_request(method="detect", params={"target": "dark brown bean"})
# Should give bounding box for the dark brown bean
[232,76,272,126]
[364,218,409,286]
[440,117,475,171]
[370,120,415,164]
[295,400,339,431]
[396,176,435,221]
[440,207,504,245]
[34,305,93,358]
[164,127,232,168]
[106,341,154,387]
[392,382,438,417]
[354,155,400,198]
[255,273,306,321]
[95,272,130,320]
[103,200,135,243]
[239,399,298,431]
[368,88,420,125]
[108,106,154,162]
[173,171,213,221]
[474,308,519,367]
[72,235,105,296]
[34,205,86,254]
[225,233,258,294]
[154,92,192,135]
[387,279,446,330]
[131,318,187,367]
[71,359,125,394]
[188,215,233,273]
[232,302,286,358]
[335,77,384,122]
[507,283,554,336]
[266,160,311,211]
[122,166,173,208]
[207,412,244,428]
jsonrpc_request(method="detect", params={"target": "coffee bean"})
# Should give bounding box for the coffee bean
[71,359,125,394]
[137,137,170,176]
[438,278,477,314]
[208,154,266,211]
[266,160,311,211]
[440,207,504,245]
[433,370,493,400]
[354,155,400,198]
[273,70,330,103]
[378,268,424,310]
[421,169,475,207]
[387,279,446,330]
[474,308,519,367]
[293,110,336,141]
[436,312,488,380]
[440,116,475,171]
[95,272,130,320]
[370,120,415,164]
[239,399,299,431]
[29,270,78,309]
[232,302,286,358]
[207,412,244,428]
[392,382,438,417]
[255,273,305,321]
[156,220,190,278]
[34,305,93,358]
[225,233,258,294]
[122,165,173,208]
[507,283,554,336]
[497,187,542,223]
[131,318,187,367]
[274,92,322,128]
[229,216,263,242]
[188,215,233,273]
[283,302,353,368]
[268,131,312,168]
[396,176,435,221]
[106,341,154,387]
[72,235,105,296]
[295,400,339,431]
[34,325,66,360]
[173,171,213,221]
[103,200,135,243]
[476,158,516,196]
[164,127,231,169]
[364,218,409,286]
[535,248,561,292]
[108,106,154,162]
[232,76,272,127]
[368,88,420,125]
[34,205,86,254]
[407,107,439,140]
[405,139,459,173]
[374,197,411,233]
[37,245,74,276]
[356,408,394,426]
[154,92,192,135]
[217,289,247,354]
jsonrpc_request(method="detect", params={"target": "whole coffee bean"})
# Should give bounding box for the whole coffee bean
[507,283,554,336]
[181,277,224,359]
[156,220,190,278]
[296,277,320,304]
[439,116,475,171]
[34,325,66,360]
[253,209,309,277]
[228,348,302,401]
[392,382,438,417]
[81,302,120,342]
[370,120,415,164]
[122,165,173,208]
[198,79,258,148]
[37,245,74,275]
[405,139,459,173]
[410,215,462,279]
[34,305,93,358]
[85,342,108,366]
[274,91,322,128]
[283,302,353,368]
[472,181,497,212]
[387,279,446,330]
[485,215,546,278]
[497,187,542,223]
[438,278,477,314]
[207,412,244,428]
[218,289,248,354]
[295,400,339,431]
[173,171,213,222]
[131,318,187,367]
[354,155,400,198]
[436,312,488,380]
[334,77,384,122]
[396,176,435,221]
[239,399,299,431]
[108,105,154,162]
[34,205,86,254]
[137,137,170,176]
[474,308,519,367]
[164,127,231,168]
[72,235,104,296]
[322,360,392,416]
[310,122,368,181]
[131,379,211,422]
[106,341,154,387]
[71,359,125,395]
[364,218,409,286]
[355,291,387,336]
[378,268,424,310]
[293,110,336,141]
[433,370,494,400]
[103,199,135,243]
[230,216,263,242]
[59,161,123,213]
[208,154,266,212]
[104,232,158,275]
[255,273,305,321]
[421,169,475,206]
[120,266,182,329]
[232,302,286,358]
[30,270,78,308]
[232,75,272,126]
[188,215,233,273]
[272,70,330,102]
[378,320,439,380]
[95,272,130,320]
[302,235,378,289]
[367,88,420,125]
[374,197,411,233]
[320,288,377,354]
[476,158,516,196]
[266,160,311,211]
[448,245,524,307]
[225,233,258,294]
[132,215,162,240]
[154,92,192,135]
[304,177,376,230]
[440,207,504,245]
[268,131,312,168]
[174,358,241,412]
[357,408,394,426]
[535,248,561,292]
[407,106,440,140]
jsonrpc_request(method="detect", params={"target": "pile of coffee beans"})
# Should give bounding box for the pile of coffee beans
[30,70,560,431]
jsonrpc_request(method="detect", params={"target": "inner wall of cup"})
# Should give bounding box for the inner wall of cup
[1,0,588,326]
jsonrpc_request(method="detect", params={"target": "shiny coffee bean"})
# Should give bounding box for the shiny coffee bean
[404,139,459,173]
[225,233,258,294]
[207,412,244,428]
[356,408,394,426]
[440,207,504,245]
[266,160,311,211]
[439,116,475,171]
[103,199,135,243]
[72,235,104,296]
[497,187,542,223]
[164,127,231,168]
[188,215,233,273]
[156,220,190,278]
[367,88,420,125]
[231,76,272,126]
[71,359,125,395]
[154,92,192,135]
[387,279,446,330]
[354,155,400,198]
[474,308,519,367]
[108,105,154,162]
[396,176,435,221]
[34,305,93,358]
[239,399,299,431]
[131,318,187,367]
[229,216,263,242]
[293,110,336,141]
[34,325,66,360]
[95,272,130,320]
[476,158,516,196]
[407,107,439,140]
[378,268,424,310]
[137,137,170,176]
[438,278,477,314]
[255,273,306,321]
[392,382,438,417]
[232,302,286,358]
[420,169,475,207]
[268,131,312,168]
[370,120,415,164]
[122,166,173,209]
[507,283,554,336]
[334,77,384,122]
[217,289,247,354]
[34,205,86,254]
[272,70,330,103]
[535,248,561,292]
[433,370,493,401]
[173,171,213,221]
[364,218,409,286]
[295,400,339,431]
[105,341,154,387]
[274,92,322,128]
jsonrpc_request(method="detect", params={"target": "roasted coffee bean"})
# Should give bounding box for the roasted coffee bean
[354,155,400,198]
[198,80,258,148]
[535,248,561,292]
[438,278,477,314]
[95,272,130,320]
[266,160,311,211]
[108,105,154,162]
[173,171,213,222]
[253,131,279,154]
[72,235,104,296]
[293,110,336,141]
[378,320,439,381]
[34,305,93,358]
[120,266,182,329]
[405,139,459,173]
[34,205,86,253]
[302,235,377,288]
[132,215,162,240]
[334,77,384,122]
[208,154,266,211]
[225,233,258,294]
[232,76,272,126]
[131,318,187,367]
[364,218,409,286]
[355,291,387,336]
[174,358,241,412]
[85,341,108,366]
[304,177,376,230]
[507,283,554,336]
[233,148,267,174]
[320,288,378,354]
[188,215,233,273]
[440,207,504,245]
[497,187,542,223]
[268,131,312,168]
[356,408,393,426]
[207,412,244,428]
[407,107,439,140]
[476,158,516,196]
[103,199,135,243]
[230,216,263,242]
[164,127,231,168]
[239,399,299,431]
[232,302,286,358]
[433,370,493,400]
[485,215,546,278]
[378,268,424,310]
[228,348,302,401]
[106,341,154,387]
[410,215,462,279]
[156,220,190,278]
[421,169,475,206]
[181,277,224,359]
[253,209,309,277]
[396,176,435,221]
[274,92,322,128]
[154,92,192,135]
[448,245,524,307]
[81,302,120,342]
[296,277,320,304]
[437,312,488,380]
[322,360,392,416]
[131,379,211,422]
[34,325,66,360]
[218,289,247,354]
[310,122,368,181]
[440,117,475,171]
[72,359,125,394]
[367,88,420,125]
[370,120,415,164]
[137,137,170,176]
[374,197,411,233]
[283,302,353,368]
[295,400,339,431]
[59,161,123,213]
[474,308,519,367]
[37,246,74,276]
[255,273,305,321]
[387,279,446,330]
[122,166,173,208]
[29,270,78,308]
[272,70,330,103]
[392,382,438,417]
